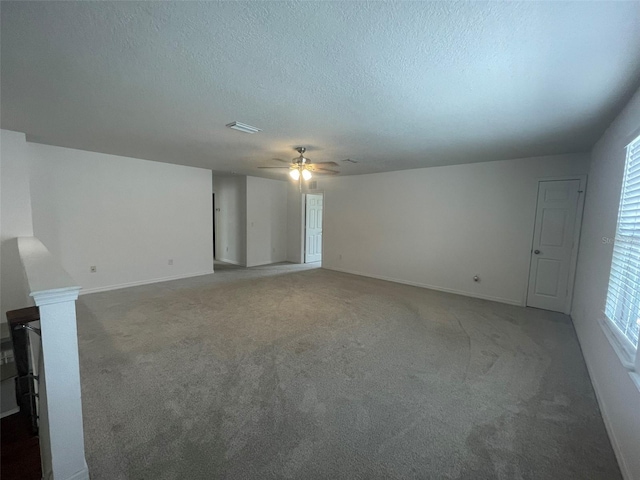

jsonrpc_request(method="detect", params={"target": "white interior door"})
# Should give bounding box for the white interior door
[527,179,583,312]
[305,194,323,264]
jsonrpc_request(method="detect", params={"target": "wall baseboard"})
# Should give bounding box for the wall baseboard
[79,270,214,295]
[571,316,632,480]
[65,464,90,480]
[246,258,288,268]
[217,258,244,266]
[323,265,522,306]
[44,463,90,480]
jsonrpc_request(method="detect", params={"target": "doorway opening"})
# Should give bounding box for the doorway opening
[305,194,323,264]
[526,177,586,314]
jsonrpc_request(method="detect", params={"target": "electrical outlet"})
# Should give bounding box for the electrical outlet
[90,266,97,273]
[272,247,276,254]
[168,259,173,265]
[226,246,229,252]
[339,254,343,260]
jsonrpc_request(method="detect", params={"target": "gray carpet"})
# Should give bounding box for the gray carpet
[77,264,621,480]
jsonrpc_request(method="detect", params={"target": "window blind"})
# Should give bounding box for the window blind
[605,135,640,348]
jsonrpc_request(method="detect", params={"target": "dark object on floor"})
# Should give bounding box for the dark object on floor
[7,306,41,436]
[1,412,42,480]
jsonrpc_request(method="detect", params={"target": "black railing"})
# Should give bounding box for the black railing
[6,307,41,435]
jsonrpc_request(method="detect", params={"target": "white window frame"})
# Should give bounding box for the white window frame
[601,132,640,391]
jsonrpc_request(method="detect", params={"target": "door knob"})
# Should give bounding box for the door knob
[534,250,541,254]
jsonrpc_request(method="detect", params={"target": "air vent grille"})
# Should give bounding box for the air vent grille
[225,121,262,134]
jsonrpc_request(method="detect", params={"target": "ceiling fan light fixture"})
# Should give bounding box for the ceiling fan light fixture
[258,147,338,181]
[225,121,262,134]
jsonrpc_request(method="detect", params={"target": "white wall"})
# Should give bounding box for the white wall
[213,175,247,265]
[246,176,288,267]
[319,153,589,305]
[28,142,213,294]
[1,130,35,320]
[572,88,640,480]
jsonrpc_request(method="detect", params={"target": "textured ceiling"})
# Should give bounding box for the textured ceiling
[2,1,640,178]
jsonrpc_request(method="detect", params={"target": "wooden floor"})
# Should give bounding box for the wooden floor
[1,413,41,480]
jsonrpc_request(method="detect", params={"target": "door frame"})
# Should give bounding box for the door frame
[212,193,216,261]
[525,175,587,315]
[304,193,324,265]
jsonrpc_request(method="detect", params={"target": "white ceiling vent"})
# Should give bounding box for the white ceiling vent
[225,121,261,134]
[308,180,318,190]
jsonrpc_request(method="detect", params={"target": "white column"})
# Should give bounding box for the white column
[17,237,89,480]
[34,288,88,480]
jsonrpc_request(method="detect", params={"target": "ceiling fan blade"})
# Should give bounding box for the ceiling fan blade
[308,164,338,172]
[311,161,340,167]
[313,168,339,174]
[258,166,291,169]
[271,158,290,163]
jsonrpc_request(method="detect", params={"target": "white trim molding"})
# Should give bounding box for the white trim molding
[217,258,245,266]
[573,318,636,480]
[598,312,640,393]
[44,465,90,480]
[323,266,522,306]
[79,270,214,295]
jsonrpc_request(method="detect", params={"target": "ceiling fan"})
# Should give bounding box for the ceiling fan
[259,147,340,183]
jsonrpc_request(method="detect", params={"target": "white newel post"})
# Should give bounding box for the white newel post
[17,237,89,480]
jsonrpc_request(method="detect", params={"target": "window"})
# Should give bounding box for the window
[604,134,640,367]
